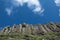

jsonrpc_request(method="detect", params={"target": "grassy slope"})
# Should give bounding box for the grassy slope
[0,32,60,40]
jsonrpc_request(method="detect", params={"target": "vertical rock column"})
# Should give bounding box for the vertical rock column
[19,24,22,34]
[2,26,11,34]
[43,24,52,32]
[26,24,32,35]
[39,24,48,34]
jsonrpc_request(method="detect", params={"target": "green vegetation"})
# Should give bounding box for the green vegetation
[0,32,60,40]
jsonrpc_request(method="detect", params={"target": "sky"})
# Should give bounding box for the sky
[0,0,60,29]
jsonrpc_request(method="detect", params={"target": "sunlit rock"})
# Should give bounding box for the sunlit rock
[1,22,60,35]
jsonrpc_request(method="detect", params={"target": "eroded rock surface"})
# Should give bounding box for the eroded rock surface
[1,22,60,35]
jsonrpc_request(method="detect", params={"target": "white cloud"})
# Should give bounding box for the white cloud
[40,9,44,13]
[54,0,60,16]
[59,9,60,16]
[54,0,60,6]
[12,0,44,15]
[14,0,24,6]
[34,9,44,16]
[33,7,42,13]
[5,8,12,16]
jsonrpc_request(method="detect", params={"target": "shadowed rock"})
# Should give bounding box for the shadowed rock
[2,26,11,33]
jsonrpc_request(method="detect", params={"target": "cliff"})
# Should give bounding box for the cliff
[1,22,60,34]
[0,22,60,40]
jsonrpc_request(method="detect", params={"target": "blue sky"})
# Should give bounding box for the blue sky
[0,0,60,29]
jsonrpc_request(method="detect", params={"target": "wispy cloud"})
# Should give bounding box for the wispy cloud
[55,0,60,6]
[59,9,60,16]
[5,8,12,16]
[54,0,60,16]
[13,0,44,16]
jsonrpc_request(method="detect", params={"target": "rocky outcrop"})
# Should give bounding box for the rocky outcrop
[2,22,60,35]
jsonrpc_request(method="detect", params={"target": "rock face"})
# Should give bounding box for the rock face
[2,22,60,35]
